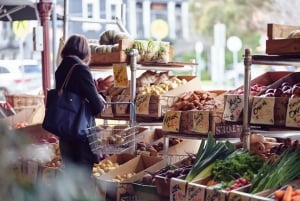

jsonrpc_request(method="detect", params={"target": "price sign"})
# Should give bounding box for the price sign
[162,110,181,132]
[113,63,128,87]
[286,98,300,127]
[136,94,151,115]
[223,94,244,121]
[250,97,275,125]
[192,110,209,133]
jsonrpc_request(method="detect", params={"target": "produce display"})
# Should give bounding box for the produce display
[171,90,222,111]
[10,25,300,201]
[185,134,236,182]
[250,147,300,194]
[89,30,132,53]
[273,185,300,201]
[93,159,120,177]
[259,82,300,98]
[113,172,136,182]
[230,83,267,95]
[210,150,263,191]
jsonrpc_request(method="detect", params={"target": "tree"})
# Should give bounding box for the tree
[189,0,273,52]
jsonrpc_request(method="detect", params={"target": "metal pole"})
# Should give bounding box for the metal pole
[129,49,138,127]
[52,0,57,73]
[63,0,68,40]
[243,48,252,150]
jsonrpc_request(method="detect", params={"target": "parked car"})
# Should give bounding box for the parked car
[0,60,42,96]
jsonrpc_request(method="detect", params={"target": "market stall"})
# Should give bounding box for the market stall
[5,22,300,201]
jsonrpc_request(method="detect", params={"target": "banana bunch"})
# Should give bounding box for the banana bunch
[139,77,187,95]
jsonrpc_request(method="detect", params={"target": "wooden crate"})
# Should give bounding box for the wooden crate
[266,23,300,55]
[89,39,133,65]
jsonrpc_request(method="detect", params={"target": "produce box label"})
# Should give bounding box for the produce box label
[210,109,243,138]
[250,97,275,125]
[223,94,244,122]
[170,178,188,201]
[162,110,181,132]
[186,182,206,201]
[286,98,300,127]
[113,63,128,88]
[206,187,227,201]
[135,94,151,115]
[192,110,209,133]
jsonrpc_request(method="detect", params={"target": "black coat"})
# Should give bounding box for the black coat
[55,56,105,116]
[55,56,103,164]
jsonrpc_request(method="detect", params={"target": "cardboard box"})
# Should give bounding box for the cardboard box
[266,23,300,55]
[137,128,201,163]
[132,182,164,201]
[217,71,292,136]
[95,155,164,201]
[210,108,243,138]
[251,72,300,127]
[231,71,293,95]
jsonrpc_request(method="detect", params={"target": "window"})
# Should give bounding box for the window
[87,3,93,18]
[82,0,100,31]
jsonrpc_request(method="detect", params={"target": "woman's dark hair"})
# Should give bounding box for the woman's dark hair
[61,34,91,61]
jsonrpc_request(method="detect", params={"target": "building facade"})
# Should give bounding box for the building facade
[58,0,190,41]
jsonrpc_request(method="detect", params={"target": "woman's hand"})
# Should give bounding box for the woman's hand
[94,75,114,92]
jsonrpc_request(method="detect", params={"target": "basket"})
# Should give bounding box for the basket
[5,94,44,112]
[87,124,145,155]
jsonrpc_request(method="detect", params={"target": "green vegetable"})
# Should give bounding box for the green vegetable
[211,150,264,183]
[250,147,300,194]
[185,134,236,182]
[191,162,216,182]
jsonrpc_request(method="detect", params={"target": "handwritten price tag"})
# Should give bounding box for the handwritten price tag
[136,94,151,115]
[250,97,275,125]
[223,94,244,122]
[113,63,128,88]
[286,98,300,127]
[192,110,209,133]
[162,110,181,132]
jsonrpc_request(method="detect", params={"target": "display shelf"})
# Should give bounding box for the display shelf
[242,48,300,149]
[89,62,196,73]
[252,54,300,66]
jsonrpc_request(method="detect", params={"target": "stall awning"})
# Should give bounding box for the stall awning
[0,0,39,21]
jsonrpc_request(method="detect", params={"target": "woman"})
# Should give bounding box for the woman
[55,34,105,178]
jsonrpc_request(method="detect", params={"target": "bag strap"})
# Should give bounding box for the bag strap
[58,63,78,94]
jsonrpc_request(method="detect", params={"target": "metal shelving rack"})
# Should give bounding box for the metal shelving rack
[242,48,300,149]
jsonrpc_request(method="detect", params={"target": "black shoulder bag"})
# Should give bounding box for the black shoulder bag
[42,64,94,141]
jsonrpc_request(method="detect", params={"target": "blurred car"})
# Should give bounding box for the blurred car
[0,59,42,96]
